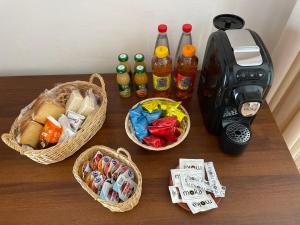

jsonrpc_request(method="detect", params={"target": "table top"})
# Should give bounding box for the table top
[1,74,300,225]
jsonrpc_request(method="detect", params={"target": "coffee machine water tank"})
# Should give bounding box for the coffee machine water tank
[198,14,273,154]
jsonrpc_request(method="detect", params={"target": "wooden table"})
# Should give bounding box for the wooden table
[1,74,300,225]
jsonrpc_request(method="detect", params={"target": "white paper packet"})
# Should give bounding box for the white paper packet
[170,169,193,187]
[205,162,226,197]
[179,159,205,178]
[168,186,183,203]
[187,194,218,214]
[178,186,208,203]
[180,171,213,193]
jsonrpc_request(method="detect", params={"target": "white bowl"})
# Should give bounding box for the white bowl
[125,97,191,151]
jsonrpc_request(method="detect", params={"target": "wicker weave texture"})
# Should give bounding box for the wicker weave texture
[1,74,107,165]
[73,145,142,212]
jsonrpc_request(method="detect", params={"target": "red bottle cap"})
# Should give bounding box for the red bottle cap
[158,24,167,33]
[182,24,192,32]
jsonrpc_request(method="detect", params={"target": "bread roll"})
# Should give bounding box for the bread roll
[33,100,65,124]
[18,120,43,148]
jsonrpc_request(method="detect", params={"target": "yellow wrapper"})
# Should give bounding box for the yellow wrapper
[158,100,181,111]
[142,100,160,112]
[166,108,186,122]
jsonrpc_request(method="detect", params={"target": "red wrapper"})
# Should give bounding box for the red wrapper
[151,116,178,127]
[148,125,176,136]
[143,135,166,148]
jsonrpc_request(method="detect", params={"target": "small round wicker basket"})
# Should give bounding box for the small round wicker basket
[1,73,107,164]
[73,145,142,212]
[125,97,191,151]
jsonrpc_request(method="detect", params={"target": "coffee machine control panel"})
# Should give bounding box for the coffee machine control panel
[236,70,265,81]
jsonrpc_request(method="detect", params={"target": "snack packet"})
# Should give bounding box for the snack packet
[142,110,162,124]
[142,135,166,148]
[142,100,160,112]
[152,116,178,127]
[67,111,85,132]
[186,194,218,214]
[168,186,183,203]
[82,161,92,180]
[99,179,113,200]
[58,114,75,143]
[179,158,205,179]
[40,116,62,148]
[92,151,103,170]
[205,162,226,197]
[98,155,111,173]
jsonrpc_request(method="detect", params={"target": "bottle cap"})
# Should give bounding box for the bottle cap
[136,65,145,73]
[134,53,144,62]
[158,24,167,33]
[182,44,196,57]
[182,24,192,32]
[118,53,129,62]
[155,46,169,58]
[116,64,127,74]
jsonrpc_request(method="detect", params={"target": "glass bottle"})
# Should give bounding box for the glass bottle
[134,53,146,72]
[175,44,198,99]
[152,46,172,97]
[116,64,131,98]
[118,53,131,77]
[134,65,148,98]
[154,24,170,55]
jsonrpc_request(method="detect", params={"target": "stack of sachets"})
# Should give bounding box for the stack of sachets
[168,158,226,214]
[129,100,186,148]
[81,151,137,203]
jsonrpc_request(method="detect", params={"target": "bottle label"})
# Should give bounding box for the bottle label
[176,73,193,90]
[153,74,171,91]
[135,84,148,97]
[118,84,131,97]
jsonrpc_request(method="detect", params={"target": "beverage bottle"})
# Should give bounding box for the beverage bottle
[134,53,146,72]
[152,46,172,97]
[175,44,198,99]
[154,24,170,55]
[118,53,132,77]
[134,65,148,98]
[116,64,131,98]
[174,24,192,80]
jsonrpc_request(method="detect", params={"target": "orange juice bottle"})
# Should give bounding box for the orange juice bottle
[175,44,198,99]
[152,46,172,97]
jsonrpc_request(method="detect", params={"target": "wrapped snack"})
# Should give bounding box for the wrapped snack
[85,170,101,187]
[121,168,135,180]
[118,179,137,202]
[40,116,62,148]
[142,100,160,112]
[99,179,113,200]
[179,158,205,178]
[142,110,162,124]
[152,116,178,127]
[148,125,180,142]
[33,99,65,124]
[58,114,75,143]
[98,156,111,173]
[110,191,120,203]
[65,89,83,113]
[158,100,181,111]
[82,161,92,180]
[78,89,98,116]
[111,163,127,182]
[92,151,103,170]
[187,194,218,214]
[91,174,106,194]
[142,135,166,148]
[168,186,183,203]
[106,159,119,179]
[133,116,149,141]
[18,120,43,148]
[129,104,143,124]
[67,111,85,132]
[166,107,186,123]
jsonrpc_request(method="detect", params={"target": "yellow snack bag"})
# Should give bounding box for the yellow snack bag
[142,100,160,112]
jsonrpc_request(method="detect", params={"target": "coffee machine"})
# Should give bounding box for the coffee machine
[198,14,273,154]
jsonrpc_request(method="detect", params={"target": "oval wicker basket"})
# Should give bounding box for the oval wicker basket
[125,97,191,151]
[73,145,142,212]
[1,73,107,165]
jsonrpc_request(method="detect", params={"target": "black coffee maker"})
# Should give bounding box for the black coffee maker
[198,14,273,154]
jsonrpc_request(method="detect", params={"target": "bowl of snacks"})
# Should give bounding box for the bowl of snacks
[125,97,191,151]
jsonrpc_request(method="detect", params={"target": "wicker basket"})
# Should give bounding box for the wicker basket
[125,97,191,151]
[73,145,142,212]
[1,74,107,165]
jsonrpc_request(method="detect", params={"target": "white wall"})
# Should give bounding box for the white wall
[0,0,296,76]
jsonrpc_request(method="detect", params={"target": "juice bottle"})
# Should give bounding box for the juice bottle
[175,44,198,99]
[134,65,148,98]
[134,53,146,72]
[118,53,131,77]
[116,64,131,98]
[174,24,192,81]
[154,24,170,55]
[152,46,172,97]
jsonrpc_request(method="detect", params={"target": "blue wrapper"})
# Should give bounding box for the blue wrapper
[142,110,162,124]
[129,104,143,124]
[129,104,149,141]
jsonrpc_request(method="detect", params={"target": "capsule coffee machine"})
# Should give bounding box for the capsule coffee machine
[198,14,273,154]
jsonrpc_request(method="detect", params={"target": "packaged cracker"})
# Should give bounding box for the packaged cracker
[92,151,103,170]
